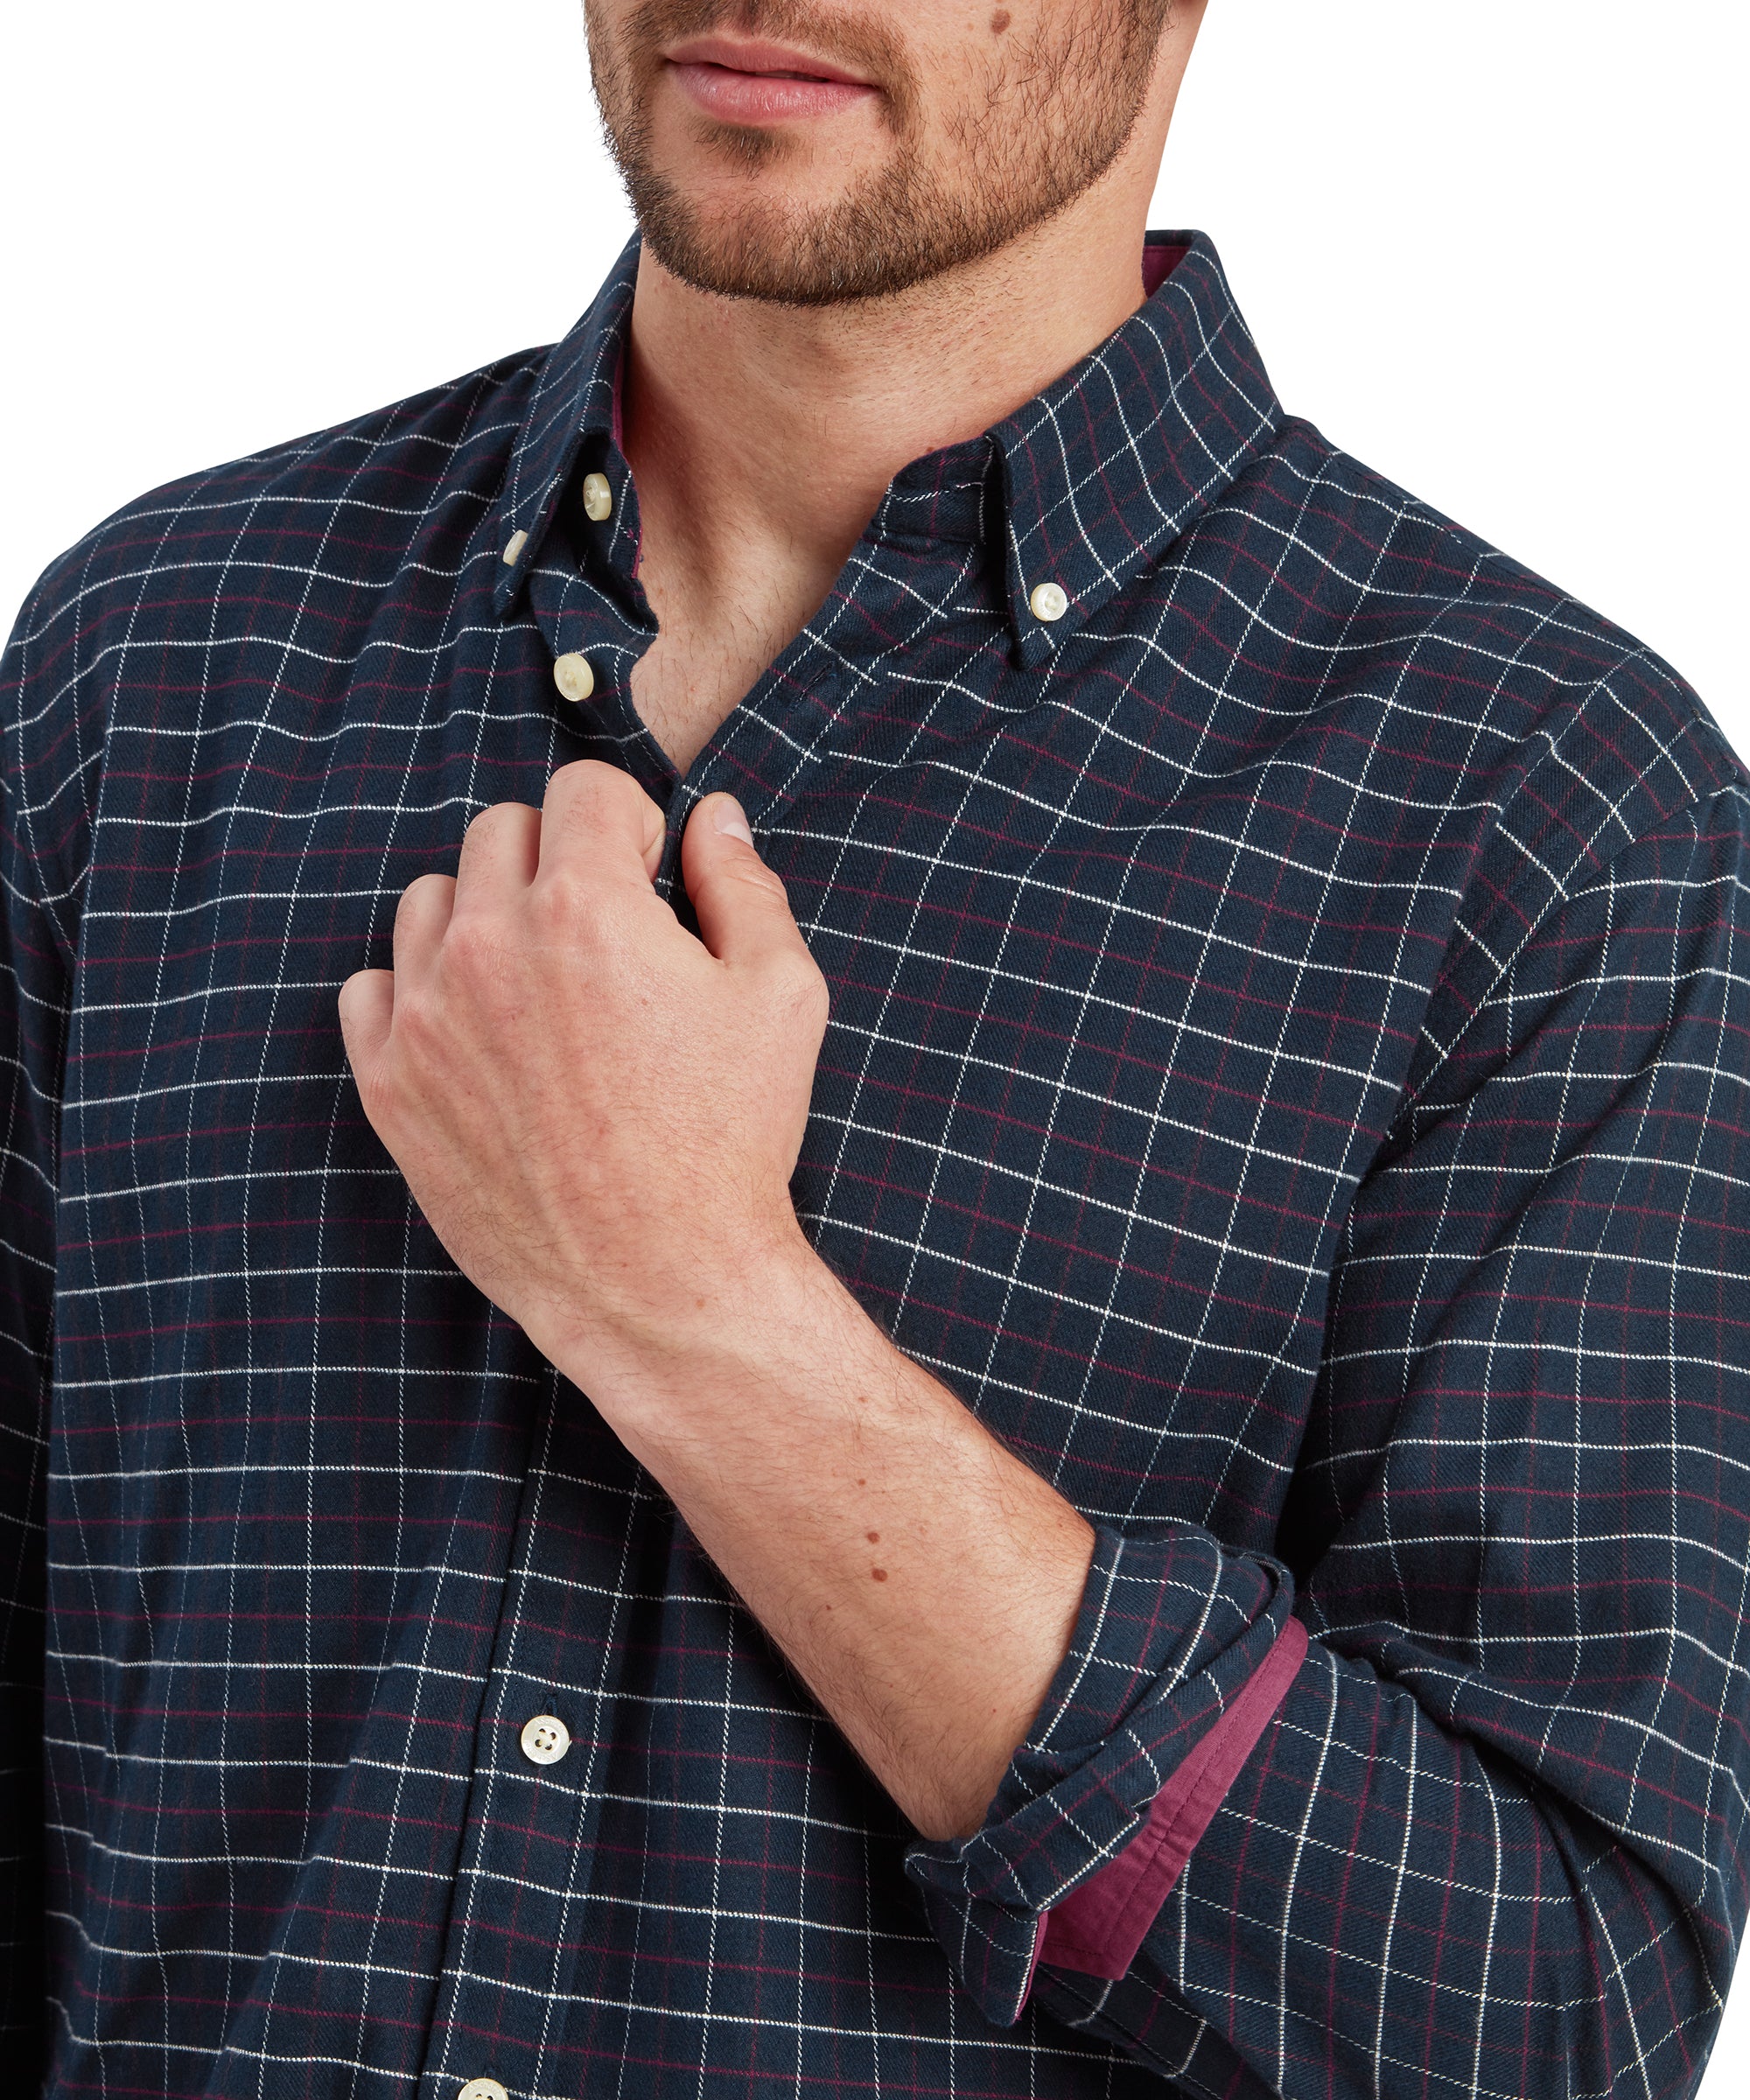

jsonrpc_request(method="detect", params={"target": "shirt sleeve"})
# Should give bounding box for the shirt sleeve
[906,784,1750,2098]
[1,572,90,2067]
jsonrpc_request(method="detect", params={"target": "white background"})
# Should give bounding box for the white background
[2,2,1746,2085]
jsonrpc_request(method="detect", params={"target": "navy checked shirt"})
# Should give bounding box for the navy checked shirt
[5,231,1750,2100]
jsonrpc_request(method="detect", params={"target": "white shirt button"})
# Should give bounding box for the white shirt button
[501,529,528,567]
[552,653,595,704]
[520,1713,571,1767]
[581,472,613,522]
[458,2081,509,2100]
[1029,580,1068,623]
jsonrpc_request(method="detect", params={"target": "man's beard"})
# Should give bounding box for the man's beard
[585,0,1172,306]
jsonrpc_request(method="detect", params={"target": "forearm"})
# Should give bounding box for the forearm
[556,1236,1096,1840]
[337,768,1096,1842]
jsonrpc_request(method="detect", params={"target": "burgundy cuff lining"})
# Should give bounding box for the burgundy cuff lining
[1031,1614,1308,1987]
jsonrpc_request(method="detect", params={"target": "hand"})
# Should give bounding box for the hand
[340,760,1091,1841]
[337,760,830,1396]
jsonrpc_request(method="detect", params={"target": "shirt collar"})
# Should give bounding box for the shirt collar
[491,229,1282,659]
[492,238,639,617]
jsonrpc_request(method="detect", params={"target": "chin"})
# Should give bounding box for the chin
[629,166,885,305]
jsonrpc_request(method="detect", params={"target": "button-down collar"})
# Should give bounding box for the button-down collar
[490,231,1282,667]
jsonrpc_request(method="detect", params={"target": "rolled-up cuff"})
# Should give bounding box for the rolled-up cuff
[1035,1613,1307,1980]
[906,1517,1301,2027]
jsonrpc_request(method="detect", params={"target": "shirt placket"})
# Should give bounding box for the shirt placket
[416,1378,658,2100]
[410,452,1008,2100]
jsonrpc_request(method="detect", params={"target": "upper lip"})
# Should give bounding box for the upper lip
[662,35,875,87]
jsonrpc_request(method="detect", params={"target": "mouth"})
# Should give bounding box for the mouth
[662,34,882,125]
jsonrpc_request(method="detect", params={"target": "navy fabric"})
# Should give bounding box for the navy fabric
[4,229,1748,2100]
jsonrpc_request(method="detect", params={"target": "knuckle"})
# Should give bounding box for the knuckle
[548,760,664,861]
[529,867,598,938]
[550,757,615,794]
[458,800,537,870]
[738,858,788,899]
[386,977,436,1049]
[442,911,508,977]
[396,871,450,920]
[721,857,792,915]
[553,757,644,816]
[363,1046,404,1116]
[466,797,534,835]
[770,949,829,1025]
[347,1028,401,1122]
[461,803,504,849]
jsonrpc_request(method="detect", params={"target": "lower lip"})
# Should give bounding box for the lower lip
[668,60,878,125]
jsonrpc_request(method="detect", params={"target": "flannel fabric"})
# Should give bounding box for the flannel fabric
[4,229,1748,2100]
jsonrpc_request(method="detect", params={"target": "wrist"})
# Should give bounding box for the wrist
[545,1219,868,1438]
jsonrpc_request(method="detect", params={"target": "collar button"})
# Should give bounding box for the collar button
[1029,580,1068,623]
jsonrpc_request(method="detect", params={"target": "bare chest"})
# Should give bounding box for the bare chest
[628,549,845,775]
[626,627,759,775]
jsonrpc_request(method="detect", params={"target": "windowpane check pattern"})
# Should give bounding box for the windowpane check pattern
[4,232,1747,2100]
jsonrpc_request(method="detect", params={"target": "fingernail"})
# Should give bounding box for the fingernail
[712,796,754,846]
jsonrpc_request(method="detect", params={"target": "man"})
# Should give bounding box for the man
[3,1,1746,2095]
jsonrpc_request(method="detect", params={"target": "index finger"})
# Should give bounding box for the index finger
[537,760,666,886]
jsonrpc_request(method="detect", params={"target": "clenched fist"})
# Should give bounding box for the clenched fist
[337,760,829,1406]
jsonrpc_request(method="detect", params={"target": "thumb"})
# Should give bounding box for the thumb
[682,794,810,970]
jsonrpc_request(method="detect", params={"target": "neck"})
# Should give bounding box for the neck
[624,179,1154,583]
[613,66,1187,774]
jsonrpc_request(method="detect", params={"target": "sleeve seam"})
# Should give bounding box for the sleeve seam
[1404,773,1740,1114]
